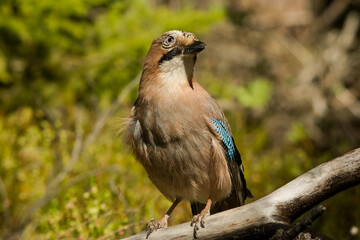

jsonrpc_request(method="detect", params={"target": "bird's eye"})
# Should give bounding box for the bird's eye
[163,35,175,47]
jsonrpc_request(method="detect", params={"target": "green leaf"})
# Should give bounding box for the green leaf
[236,78,273,109]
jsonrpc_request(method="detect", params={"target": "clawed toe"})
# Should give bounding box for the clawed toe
[146,217,168,239]
[191,215,206,228]
[191,212,208,238]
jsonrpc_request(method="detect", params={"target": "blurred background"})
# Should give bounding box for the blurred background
[0,0,359,239]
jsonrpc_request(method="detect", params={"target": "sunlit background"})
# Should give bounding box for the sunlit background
[0,0,359,239]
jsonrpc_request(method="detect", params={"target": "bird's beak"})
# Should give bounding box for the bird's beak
[183,41,206,54]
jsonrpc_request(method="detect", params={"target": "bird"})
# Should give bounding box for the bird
[124,30,252,238]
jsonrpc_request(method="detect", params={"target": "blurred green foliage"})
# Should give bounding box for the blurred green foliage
[0,0,359,239]
[235,78,273,109]
[0,0,224,111]
[0,0,224,239]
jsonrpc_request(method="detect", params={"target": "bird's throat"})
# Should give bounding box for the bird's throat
[158,55,196,90]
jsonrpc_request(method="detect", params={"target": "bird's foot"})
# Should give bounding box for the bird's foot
[190,209,209,238]
[146,216,168,239]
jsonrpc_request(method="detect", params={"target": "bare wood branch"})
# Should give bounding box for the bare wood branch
[122,148,360,240]
[271,205,326,240]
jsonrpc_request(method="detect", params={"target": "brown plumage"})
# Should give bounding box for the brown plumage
[124,30,252,238]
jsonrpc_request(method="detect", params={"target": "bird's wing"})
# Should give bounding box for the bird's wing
[210,118,251,211]
[191,116,252,215]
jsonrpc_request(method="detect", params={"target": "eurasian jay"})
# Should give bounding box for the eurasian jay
[124,30,252,238]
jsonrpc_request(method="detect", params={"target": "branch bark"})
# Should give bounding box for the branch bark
[123,148,360,239]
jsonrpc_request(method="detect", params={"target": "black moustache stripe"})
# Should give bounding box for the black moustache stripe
[159,47,182,65]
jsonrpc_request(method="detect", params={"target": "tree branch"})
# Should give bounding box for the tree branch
[122,148,360,239]
[271,205,326,240]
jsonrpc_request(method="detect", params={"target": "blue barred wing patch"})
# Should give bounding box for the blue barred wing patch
[210,118,235,161]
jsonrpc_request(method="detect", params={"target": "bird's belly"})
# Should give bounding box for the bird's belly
[146,157,211,203]
[143,137,214,203]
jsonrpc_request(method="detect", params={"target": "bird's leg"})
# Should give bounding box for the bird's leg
[146,198,181,238]
[191,198,212,238]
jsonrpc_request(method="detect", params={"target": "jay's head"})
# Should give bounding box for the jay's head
[141,30,206,89]
[155,30,206,64]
